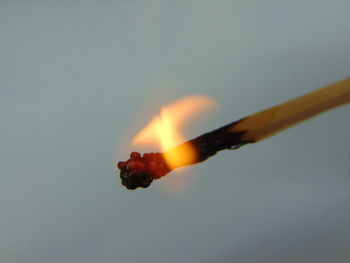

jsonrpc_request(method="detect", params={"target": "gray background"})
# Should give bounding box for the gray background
[1,1,350,262]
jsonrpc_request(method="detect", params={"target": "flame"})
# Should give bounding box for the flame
[132,95,217,169]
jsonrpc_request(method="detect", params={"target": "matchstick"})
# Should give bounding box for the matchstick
[117,77,350,189]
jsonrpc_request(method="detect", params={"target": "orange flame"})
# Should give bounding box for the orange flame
[132,95,217,170]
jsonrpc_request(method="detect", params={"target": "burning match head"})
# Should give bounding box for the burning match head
[117,152,171,190]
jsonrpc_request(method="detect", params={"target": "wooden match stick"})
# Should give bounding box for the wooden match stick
[118,77,350,189]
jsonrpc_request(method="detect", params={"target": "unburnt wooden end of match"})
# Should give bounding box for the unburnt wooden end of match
[117,77,350,190]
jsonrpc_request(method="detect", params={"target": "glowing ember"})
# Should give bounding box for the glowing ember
[132,96,217,169]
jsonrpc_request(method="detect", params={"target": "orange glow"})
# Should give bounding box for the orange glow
[132,95,217,169]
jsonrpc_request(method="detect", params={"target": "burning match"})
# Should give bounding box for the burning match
[117,77,350,190]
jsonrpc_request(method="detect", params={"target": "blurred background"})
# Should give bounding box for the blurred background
[1,1,350,262]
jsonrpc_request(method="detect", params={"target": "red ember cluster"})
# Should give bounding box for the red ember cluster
[117,152,171,189]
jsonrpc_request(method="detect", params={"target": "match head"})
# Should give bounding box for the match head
[117,152,171,190]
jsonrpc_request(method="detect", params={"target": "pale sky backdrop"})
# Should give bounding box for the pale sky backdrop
[1,1,350,263]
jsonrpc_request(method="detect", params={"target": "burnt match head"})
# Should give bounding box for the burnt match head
[117,152,171,190]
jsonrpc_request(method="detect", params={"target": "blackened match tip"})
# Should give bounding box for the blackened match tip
[117,152,171,190]
[120,169,153,190]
